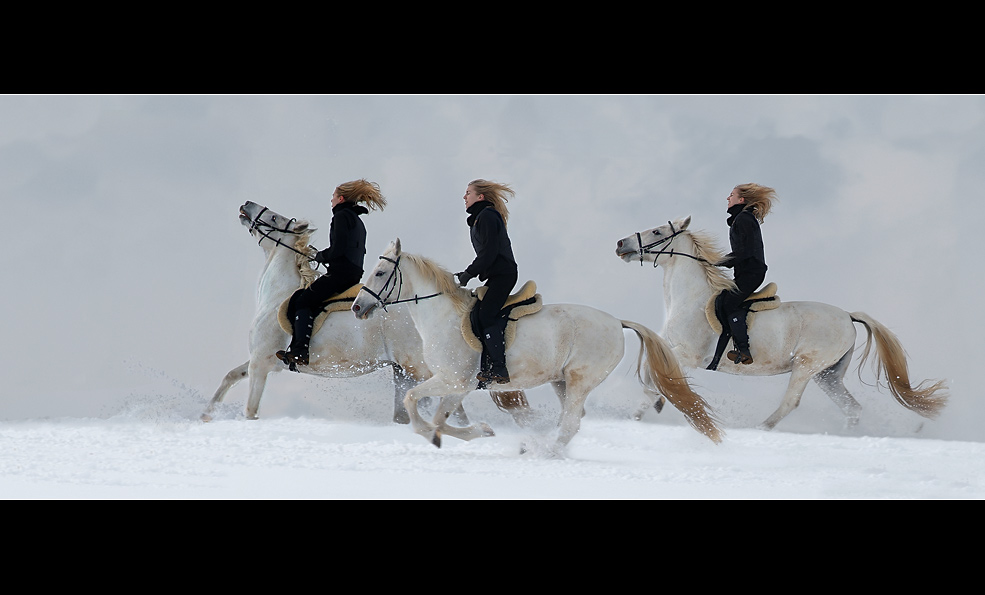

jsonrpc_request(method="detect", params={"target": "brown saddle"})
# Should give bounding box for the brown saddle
[277,283,364,335]
[461,280,543,352]
[704,282,781,334]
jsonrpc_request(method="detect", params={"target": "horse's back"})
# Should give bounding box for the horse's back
[511,302,626,364]
[743,300,857,372]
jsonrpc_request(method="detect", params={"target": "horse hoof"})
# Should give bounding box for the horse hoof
[200,413,213,423]
[480,423,495,438]
[431,431,442,448]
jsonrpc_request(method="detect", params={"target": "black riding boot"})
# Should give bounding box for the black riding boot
[476,322,510,384]
[276,308,315,370]
[726,311,753,365]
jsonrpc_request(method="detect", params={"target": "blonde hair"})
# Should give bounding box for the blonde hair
[336,179,387,211]
[469,179,514,225]
[734,183,777,223]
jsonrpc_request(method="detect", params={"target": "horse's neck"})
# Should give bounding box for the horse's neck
[401,267,462,342]
[662,259,715,327]
[257,249,302,312]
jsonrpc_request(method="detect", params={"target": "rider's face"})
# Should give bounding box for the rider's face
[727,188,745,209]
[464,185,484,209]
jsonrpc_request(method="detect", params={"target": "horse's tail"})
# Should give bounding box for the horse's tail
[849,312,948,419]
[621,320,724,444]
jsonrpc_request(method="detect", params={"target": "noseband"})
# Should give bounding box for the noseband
[633,221,709,267]
[357,255,442,313]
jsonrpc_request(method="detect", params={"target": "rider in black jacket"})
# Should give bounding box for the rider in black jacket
[455,179,518,384]
[277,179,386,369]
[716,183,776,365]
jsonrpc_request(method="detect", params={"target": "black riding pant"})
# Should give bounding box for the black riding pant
[476,271,518,330]
[718,270,766,318]
[289,270,361,319]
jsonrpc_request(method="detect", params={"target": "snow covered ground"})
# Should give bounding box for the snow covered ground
[3,363,980,499]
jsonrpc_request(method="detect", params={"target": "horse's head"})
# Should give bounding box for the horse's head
[352,238,402,320]
[239,201,311,247]
[615,216,692,266]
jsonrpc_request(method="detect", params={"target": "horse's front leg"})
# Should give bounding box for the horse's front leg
[432,394,495,444]
[201,361,250,422]
[403,376,491,448]
[245,357,278,420]
[391,364,415,425]
[631,368,665,420]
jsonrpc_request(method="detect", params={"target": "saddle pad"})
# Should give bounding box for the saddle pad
[704,282,781,334]
[473,280,537,306]
[278,283,364,335]
[462,281,543,352]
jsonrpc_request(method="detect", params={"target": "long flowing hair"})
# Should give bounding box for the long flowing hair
[469,179,514,225]
[734,183,777,223]
[337,179,387,211]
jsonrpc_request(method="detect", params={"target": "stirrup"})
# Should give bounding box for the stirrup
[477,367,510,384]
[727,349,753,365]
[276,349,308,370]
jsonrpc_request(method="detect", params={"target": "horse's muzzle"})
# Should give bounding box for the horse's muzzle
[615,241,636,259]
[351,302,374,320]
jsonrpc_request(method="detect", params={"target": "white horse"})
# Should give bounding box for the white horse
[350,239,723,454]
[201,202,532,426]
[615,216,948,430]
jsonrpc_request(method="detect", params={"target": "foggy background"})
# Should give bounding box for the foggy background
[2,95,981,441]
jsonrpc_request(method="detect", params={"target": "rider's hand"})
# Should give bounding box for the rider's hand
[455,271,473,286]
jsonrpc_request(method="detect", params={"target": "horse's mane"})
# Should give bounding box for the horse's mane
[401,252,473,314]
[293,221,320,288]
[686,229,737,294]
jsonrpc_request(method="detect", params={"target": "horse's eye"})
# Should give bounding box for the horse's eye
[652,230,661,235]
[375,271,384,277]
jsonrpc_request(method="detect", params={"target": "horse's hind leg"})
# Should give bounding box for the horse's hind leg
[554,385,593,454]
[201,361,249,422]
[760,361,813,430]
[490,390,536,428]
[813,349,861,428]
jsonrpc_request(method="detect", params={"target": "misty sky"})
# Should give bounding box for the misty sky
[2,95,982,440]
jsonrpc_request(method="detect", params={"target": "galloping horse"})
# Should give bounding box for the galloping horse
[615,216,948,430]
[201,202,532,426]
[351,239,723,455]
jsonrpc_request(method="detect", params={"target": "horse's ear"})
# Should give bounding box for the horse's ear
[679,216,691,230]
[394,238,401,254]
[295,222,310,233]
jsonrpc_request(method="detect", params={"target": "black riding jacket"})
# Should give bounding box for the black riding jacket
[464,201,517,281]
[316,201,368,277]
[719,204,768,277]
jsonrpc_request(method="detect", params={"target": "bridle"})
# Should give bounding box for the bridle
[357,255,442,313]
[632,221,710,267]
[246,205,324,269]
